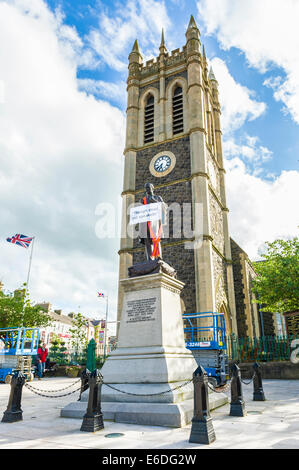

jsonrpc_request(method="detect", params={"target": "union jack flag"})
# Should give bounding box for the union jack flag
[6,234,34,249]
[98,292,105,298]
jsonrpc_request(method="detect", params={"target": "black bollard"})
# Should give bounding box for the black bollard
[80,369,104,432]
[189,365,216,445]
[78,368,90,402]
[229,363,246,417]
[2,371,26,423]
[253,362,266,401]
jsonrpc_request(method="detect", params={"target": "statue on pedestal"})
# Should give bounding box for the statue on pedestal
[129,182,176,278]
[138,182,167,261]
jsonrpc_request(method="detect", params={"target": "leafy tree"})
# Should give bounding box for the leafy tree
[59,339,67,355]
[0,284,51,329]
[69,312,88,353]
[252,237,299,313]
[48,334,68,364]
[49,335,60,359]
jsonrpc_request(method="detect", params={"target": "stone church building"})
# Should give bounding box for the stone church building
[117,16,269,339]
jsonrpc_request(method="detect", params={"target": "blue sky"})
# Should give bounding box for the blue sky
[45,0,299,177]
[0,0,298,322]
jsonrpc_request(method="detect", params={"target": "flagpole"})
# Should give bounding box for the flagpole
[21,237,35,323]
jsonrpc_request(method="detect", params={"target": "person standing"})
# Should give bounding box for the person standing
[36,342,48,380]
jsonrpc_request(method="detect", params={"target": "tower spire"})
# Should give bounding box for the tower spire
[209,66,217,82]
[128,39,143,72]
[129,39,143,62]
[187,14,198,30]
[131,39,141,55]
[185,14,200,52]
[159,28,167,55]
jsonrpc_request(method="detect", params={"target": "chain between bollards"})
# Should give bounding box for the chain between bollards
[24,382,82,398]
[103,379,193,397]
[24,378,81,394]
[240,371,256,385]
[1,363,266,431]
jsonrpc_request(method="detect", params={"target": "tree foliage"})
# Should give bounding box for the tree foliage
[0,284,51,329]
[69,312,88,352]
[252,237,299,313]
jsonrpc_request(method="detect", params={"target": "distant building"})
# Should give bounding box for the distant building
[36,303,87,349]
[35,302,114,355]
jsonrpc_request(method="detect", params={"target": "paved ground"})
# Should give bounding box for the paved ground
[0,377,298,449]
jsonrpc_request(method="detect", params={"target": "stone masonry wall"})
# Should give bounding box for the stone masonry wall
[212,249,228,312]
[133,136,197,313]
[135,137,191,190]
[230,238,248,337]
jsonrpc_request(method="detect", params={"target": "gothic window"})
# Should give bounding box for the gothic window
[172,86,184,135]
[144,94,155,144]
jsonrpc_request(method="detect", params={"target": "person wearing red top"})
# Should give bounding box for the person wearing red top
[36,343,48,380]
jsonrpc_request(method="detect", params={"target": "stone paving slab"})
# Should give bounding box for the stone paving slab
[0,377,298,449]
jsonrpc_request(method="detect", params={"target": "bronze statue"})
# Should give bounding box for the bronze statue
[138,183,167,261]
[128,183,175,278]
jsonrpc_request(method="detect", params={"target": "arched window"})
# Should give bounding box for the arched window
[172,86,184,135]
[144,94,155,144]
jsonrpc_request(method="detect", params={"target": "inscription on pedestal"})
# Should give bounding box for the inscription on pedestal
[126,297,157,323]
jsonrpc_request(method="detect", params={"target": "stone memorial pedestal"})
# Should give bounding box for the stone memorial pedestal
[62,272,227,427]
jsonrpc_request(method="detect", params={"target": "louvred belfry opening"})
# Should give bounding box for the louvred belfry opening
[144,94,155,144]
[172,86,184,135]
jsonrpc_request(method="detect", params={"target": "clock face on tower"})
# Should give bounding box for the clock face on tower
[154,155,171,172]
[149,151,176,178]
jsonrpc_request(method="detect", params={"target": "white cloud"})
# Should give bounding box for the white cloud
[226,158,299,259]
[87,0,171,71]
[198,0,299,123]
[78,79,127,106]
[197,1,299,255]
[209,58,266,134]
[0,0,125,319]
[223,135,273,168]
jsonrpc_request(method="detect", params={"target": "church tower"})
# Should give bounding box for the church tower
[118,16,238,336]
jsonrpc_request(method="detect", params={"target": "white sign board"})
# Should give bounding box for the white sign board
[130,203,162,225]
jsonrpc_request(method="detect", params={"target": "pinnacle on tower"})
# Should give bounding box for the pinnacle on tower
[202,44,206,60]
[185,14,200,48]
[131,39,141,54]
[209,66,217,82]
[187,14,198,30]
[159,28,167,54]
[129,39,143,64]
[161,29,165,47]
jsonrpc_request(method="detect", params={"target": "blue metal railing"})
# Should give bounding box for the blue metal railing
[183,311,227,350]
[0,328,39,356]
